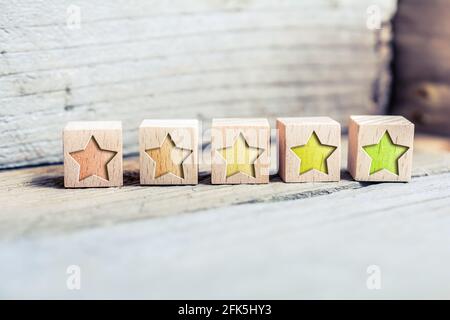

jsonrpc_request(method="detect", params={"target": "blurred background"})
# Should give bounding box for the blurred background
[0,0,448,170]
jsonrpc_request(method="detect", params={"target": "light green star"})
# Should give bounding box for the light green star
[363,131,409,175]
[290,132,337,175]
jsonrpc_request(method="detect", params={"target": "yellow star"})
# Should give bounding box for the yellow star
[70,136,118,182]
[146,134,192,179]
[218,133,264,178]
[290,132,337,175]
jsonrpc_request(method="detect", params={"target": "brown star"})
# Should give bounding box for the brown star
[146,134,192,179]
[70,136,118,182]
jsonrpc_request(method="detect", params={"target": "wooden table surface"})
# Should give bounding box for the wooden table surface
[0,135,449,299]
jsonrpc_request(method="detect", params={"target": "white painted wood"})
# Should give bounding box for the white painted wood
[0,137,448,241]
[0,171,449,299]
[0,136,448,298]
[0,0,397,169]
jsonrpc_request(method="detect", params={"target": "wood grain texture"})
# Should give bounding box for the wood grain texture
[211,118,270,184]
[277,117,340,182]
[139,119,198,185]
[0,136,449,242]
[1,166,450,299]
[348,115,414,182]
[0,0,397,169]
[392,0,450,134]
[63,121,123,187]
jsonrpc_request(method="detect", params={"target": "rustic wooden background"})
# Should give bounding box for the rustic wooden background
[392,0,450,135]
[1,136,449,299]
[2,1,450,300]
[0,0,397,169]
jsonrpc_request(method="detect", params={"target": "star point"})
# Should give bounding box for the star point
[363,131,409,175]
[290,132,337,175]
[70,136,118,182]
[146,134,192,179]
[218,133,264,178]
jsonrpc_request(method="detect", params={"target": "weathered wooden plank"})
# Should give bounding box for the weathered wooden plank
[0,170,449,299]
[0,136,449,241]
[0,0,397,31]
[392,0,450,135]
[0,0,397,169]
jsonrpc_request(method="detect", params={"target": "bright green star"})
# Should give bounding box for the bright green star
[363,131,409,175]
[290,132,337,175]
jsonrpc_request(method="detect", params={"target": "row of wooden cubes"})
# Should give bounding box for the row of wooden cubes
[63,116,414,188]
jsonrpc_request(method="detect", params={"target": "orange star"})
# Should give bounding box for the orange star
[70,136,118,182]
[146,134,192,179]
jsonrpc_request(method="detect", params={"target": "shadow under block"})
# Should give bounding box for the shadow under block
[140,119,198,185]
[211,118,270,184]
[64,121,123,188]
[348,115,414,182]
[277,117,341,182]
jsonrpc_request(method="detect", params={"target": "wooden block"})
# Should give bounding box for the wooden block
[211,118,270,184]
[277,117,341,182]
[140,119,198,185]
[64,121,123,188]
[348,115,414,182]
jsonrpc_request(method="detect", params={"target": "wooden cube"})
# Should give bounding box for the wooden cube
[140,119,198,185]
[64,121,123,188]
[277,117,341,182]
[348,115,414,182]
[211,118,270,184]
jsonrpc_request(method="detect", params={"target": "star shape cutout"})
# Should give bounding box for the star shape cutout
[218,133,264,178]
[290,132,337,175]
[70,136,118,182]
[363,131,409,175]
[146,134,192,179]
